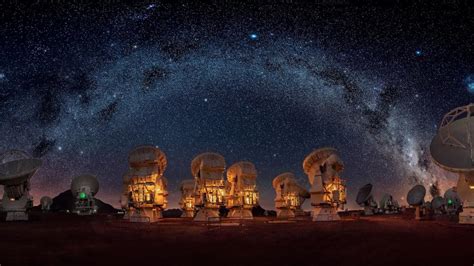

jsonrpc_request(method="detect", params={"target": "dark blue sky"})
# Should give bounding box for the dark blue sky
[0,1,473,209]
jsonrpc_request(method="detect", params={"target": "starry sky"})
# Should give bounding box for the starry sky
[0,1,473,209]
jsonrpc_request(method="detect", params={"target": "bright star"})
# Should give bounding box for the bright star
[204,98,208,102]
[250,33,258,40]
[415,50,422,56]
[465,75,474,93]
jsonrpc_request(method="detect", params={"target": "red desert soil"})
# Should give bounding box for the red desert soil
[0,212,473,266]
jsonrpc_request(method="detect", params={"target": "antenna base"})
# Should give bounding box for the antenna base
[459,207,474,224]
[228,208,253,219]
[193,208,219,222]
[6,211,29,221]
[311,206,340,221]
[276,208,295,219]
[181,210,195,218]
[129,208,163,223]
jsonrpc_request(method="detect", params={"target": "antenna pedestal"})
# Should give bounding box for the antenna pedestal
[311,205,340,221]
[181,210,195,218]
[129,207,163,223]
[363,206,375,216]
[293,207,305,217]
[276,208,295,219]
[2,193,32,221]
[415,206,421,220]
[122,211,130,220]
[309,176,326,205]
[310,185,340,221]
[193,208,219,222]
[228,208,253,219]
[459,201,474,224]
[73,193,97,216]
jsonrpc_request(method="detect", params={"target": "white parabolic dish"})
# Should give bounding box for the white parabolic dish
[430,104,474,172]
[0,158,42,186]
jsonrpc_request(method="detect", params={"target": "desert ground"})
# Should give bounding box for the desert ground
[0,211,473,266]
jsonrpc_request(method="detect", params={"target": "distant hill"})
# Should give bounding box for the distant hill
[32,190,118,213]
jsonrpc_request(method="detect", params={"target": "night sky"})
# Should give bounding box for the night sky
[0,1,473,209]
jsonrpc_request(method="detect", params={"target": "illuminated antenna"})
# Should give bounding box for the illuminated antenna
[430,104,474,224]
[303,147,346,221]
[126,145,168,223]
[272,172,309,220]
[226,161,259,220]
[191,152,226,222]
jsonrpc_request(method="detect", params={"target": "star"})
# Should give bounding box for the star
[465,75,474,93]
[415,50,422,56]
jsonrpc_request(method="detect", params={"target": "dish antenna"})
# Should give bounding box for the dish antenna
[355,184,378,215]
[430,104,474,224]
[0,150,30,164]
[40,196,53,212]
[71,174,99,215]
[444,187,461,215]
[407,184,426,220]
[0,150,41,221]
[273,172,309,219]
[226,161,259,219]
[179,179,196,218]
[303,148,346,221]
[379,193,400,214]
[126,145,168,222]
[431,196,445,215]
[191,152,226,222]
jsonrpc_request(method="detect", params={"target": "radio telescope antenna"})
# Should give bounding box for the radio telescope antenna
[273,172,309,220]
[70,174,99,215]
[191,152,226,222]
[431,196,445,215]
[40,196,53,212]
[303,147,346,221]
[226,161,259,220]
[355,184,377,215]
[125,145,169,223]
[430,104,474,224]
[444,187,461,215]
[379,194,399,214]
[0,150,41,221]
[407,185,426,220]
